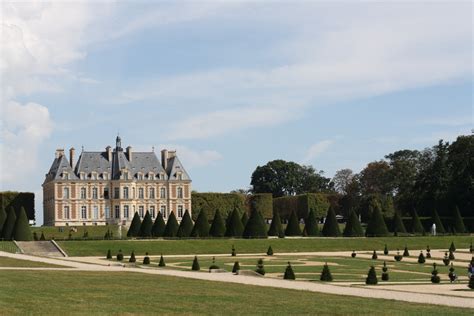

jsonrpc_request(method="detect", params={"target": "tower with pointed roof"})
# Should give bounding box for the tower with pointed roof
[42,136,192,226]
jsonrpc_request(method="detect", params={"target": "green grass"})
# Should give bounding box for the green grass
[0,257,67,268]
[31,225,119,240]
[0,241,19,253]
[0,270,470,315]
[58,235,473,256]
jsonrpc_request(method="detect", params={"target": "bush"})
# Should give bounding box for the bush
[321,206,340,237]
[106,249,112,260]
[143,252,150,265]
[139,211,153,238]
[191,209,210,237]
[381,261,389,281]
[255,259,265,275]
[418,251,425,264]
[365,205,389,237]
[448,263,456,282]
[129,251,136,263]
[225,208,245,237]
[394,250,402,261]
[469,275,474,289]
[191,192,246,221]
[209,209,226,237]
[0,206,7,237]
[232,261,240,274]
[443,252,450,266]
[117,250,123,261]
[127,212,142,237]
[426,245,431,258]
[158,254,165,267]
[303,208,320,237]
[267,246,273,256]
[448,251,455,260]
[209,257,219,270]
[191,256,200,271]
[449,241,456,252]
[40,231,45,241]
[372,250,378,260]
[0,192,34,222]
[163,212,179,237]
[343,210,363,237]
[2,207,16,240]
[365,266,378,285]
[431,263,440,283]
[231,245,236,256]
[241,212,249,227]
[284,262,295,280]
[13,207,32,241]
[285,210,301,236]
[320,263,333,281]
[451,206,466,234]
[273,193,330,221]
[470,242,473,253]
[351,251,356,258]
[391,210,407,234]
[33,232,38,241]
[242,209,267,238]
[431,209,446,234]
[177,210,194,238]
[152,212,166,237]
[410,210,424,234]
[383,244,388,255]
[247,193,273,219]
[268,210,284,237]
[403,246,410,257]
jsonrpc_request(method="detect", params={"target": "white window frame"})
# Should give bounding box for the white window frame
[64,206,70,219]
[177,205,183,218]
[81,206,87,219]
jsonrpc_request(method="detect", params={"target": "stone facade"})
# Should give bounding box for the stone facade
[42,137,191,227]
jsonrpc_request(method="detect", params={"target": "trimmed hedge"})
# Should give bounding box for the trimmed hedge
[163,212,179,237]
[241,212,249,227]
[2,207,16,240]
[0,191,35,222]
[451,206,466,234]
[365,205,389,237]
[431,209,446,234]
[273,193,330,220]
[247,193,273,219]
[268,210,284,237]
[392,210,407,234]
[321,206,341,237]
[410,210,425,234]
[138,211,153,237]
[0,206,7,237]
[13,207,32,241]
[191,209,210,237]
[242,209,267,238]
[343,210,364,237]
[151,212,166,237]
[191,193,246,221]
[303,209,319,237]
[127,212,142,237]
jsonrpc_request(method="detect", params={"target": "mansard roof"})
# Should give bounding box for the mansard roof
[45,154,79,181]
[166,155,191,181]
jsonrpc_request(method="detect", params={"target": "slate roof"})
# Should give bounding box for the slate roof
[166,155,191,181]
[45,155,78,181]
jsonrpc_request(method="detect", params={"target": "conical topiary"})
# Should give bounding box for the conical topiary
[0,206,7,237]
[268,210,284,237]
[284,262,295,280]
[448,250,455,260]
[320,263,333,281]
[448,263,456,282]
[129,251,136,263]
[2,207,16,240]
[241,212,249,227]
[177,210,194,238]
[383,244,389,255]
[321,206,341,237]
[431,209,445,234]
[127,212,142,237]
[158,254,166,267]
[303,208,319,237]
[117,250,123,261]
[449,241,456,252]
[403,245,410,257]
[468,274,474,289]
[372,250,378,260]
[267,246,273,256]
[191,210,210,237]
[231,245,236,256]
[163,212,179,237]
[143,252,150,265]
[192,256,200,271]
[431,263,440,283]
[106,249,112,259]
[392,210,407,235]
[410,210,424,235]
[451,206,466,234]
[138,211,153,238]
[418,251,425,264]
[40,231,45,240]
[366,266,378,285]
[13,207,32,241]
[381,261,389,281]
[209,209,226,237]
[285,209,301,236]
[242,209,267,238]
[225,209,245,237]
[151,212,166,237]
[255,258,265,275]
[232,261,240,274]
[343,209,364,237]
[365,205,389,237]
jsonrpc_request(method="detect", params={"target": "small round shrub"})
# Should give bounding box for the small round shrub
[351,251,356,258]
[448,263,456,282]
[394,250,402,261]
[255,258,265,275]
[443,252,450,266]
[448,251,455,260]
[231,245,236,257]
[143,253,150,265]
[418,251,425,264]
[116,250,124,261]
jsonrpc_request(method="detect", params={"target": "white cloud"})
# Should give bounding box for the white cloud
[302,140,334,163]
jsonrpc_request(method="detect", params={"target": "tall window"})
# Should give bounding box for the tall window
[178,174,183,180]
[81,206,87,219]
[92,187,98,199]
[138,174,143,180]
[138,206,144,218]
[63,187,70,199]
[115,205,120,218]
[160,187,166,198]
[149,187,155,199]
[124,172,129,180]
[132,187,136,199]
[123,187,129,199]
[150,206,155,218]
[104,188,109,199]
[93,206,99,219]
[114,187,120,199]
[177,205,183,218]
[80,187,86,199]
[138,188,144,199]
[124,205,129,219]
[105,206,110,219]
[64,206,70,219]
[161,205,167,218]
[149,173,154,180]
[177,187,183,199]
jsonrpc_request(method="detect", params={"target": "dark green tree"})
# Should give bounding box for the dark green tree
[2,207,16,240]
[225,209,245,237]
[241,212,249,227]
[255,258,265,275]
[191,256,200,271]
[431,209,446,234]
[343,210,364,237]
[372,250,378,260]
[285,209,301,236]
[152,212,166,237]
[209,209,226,237]
[127,212,142,237]
[381,261,389,281]
[392,210,407,235]
[158,254,166,267]
[13,207,32,241]
[232,261,240,274]
[431,263,440,283]
[209,256,219,270]
[129,251,136,263]
[106,249,112,259]
[365,205,389,237]
[143,252,150,265]
[284,262,296,280]
[448,263,456,282]
[177,210,194,238]
[321,206,341,237]
[449,241,456,252]
[267,245,273,256]
[163,212,179,237]
[403,245,410,257]
[418,251,425,264]
[268,210,284,236]
[242,209,267,238]
[320,263,333,281]
[138,211,153,237]
[303,208,319,237]
[469,275,474,289]
[231,245,236,256]
[116,250,123,261]
[0,206,7,237]
[191,210,210,237]
[366,266,378,285]
[451,206,466,234]
[384,244,389,255]
[410,210,424,234]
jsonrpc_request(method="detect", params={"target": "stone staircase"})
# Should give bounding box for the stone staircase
[15,241,67,257]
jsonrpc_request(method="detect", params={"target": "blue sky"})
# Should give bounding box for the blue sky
[1,1,472,224]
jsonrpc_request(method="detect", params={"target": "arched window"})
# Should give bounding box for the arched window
[63,187,70,199]
[177,187,183,199]
[160,187,166,198]
[80,187,86,199]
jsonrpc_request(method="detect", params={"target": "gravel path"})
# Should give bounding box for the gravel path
[1,251,473,309]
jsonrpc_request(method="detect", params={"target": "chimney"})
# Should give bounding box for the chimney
[161,149,168,169]
[106,146,112,161]
[55,149,64,159]
[126,146,132,162]
[168,150,176,159]
[69,147,75,168]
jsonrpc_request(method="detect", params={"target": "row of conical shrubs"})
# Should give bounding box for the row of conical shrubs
[0,206,32,241]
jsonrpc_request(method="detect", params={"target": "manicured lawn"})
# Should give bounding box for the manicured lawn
[31,225,119,240]
[0,256,67,268]
[0,270,470,315]
[0,241,20,253]
[58,236,473,256]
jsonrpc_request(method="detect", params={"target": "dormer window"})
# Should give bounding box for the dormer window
[177,173,183,180]
[160,173,164,180]
[91,172,97,180]
[149,173,154,180]
[123,171,129,180]
[103,173,108,180]
[80,173,85,180]
[63,173,69,180]
[138,173,143,180]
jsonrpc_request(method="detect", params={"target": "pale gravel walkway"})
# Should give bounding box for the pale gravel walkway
[1,251,473,309]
